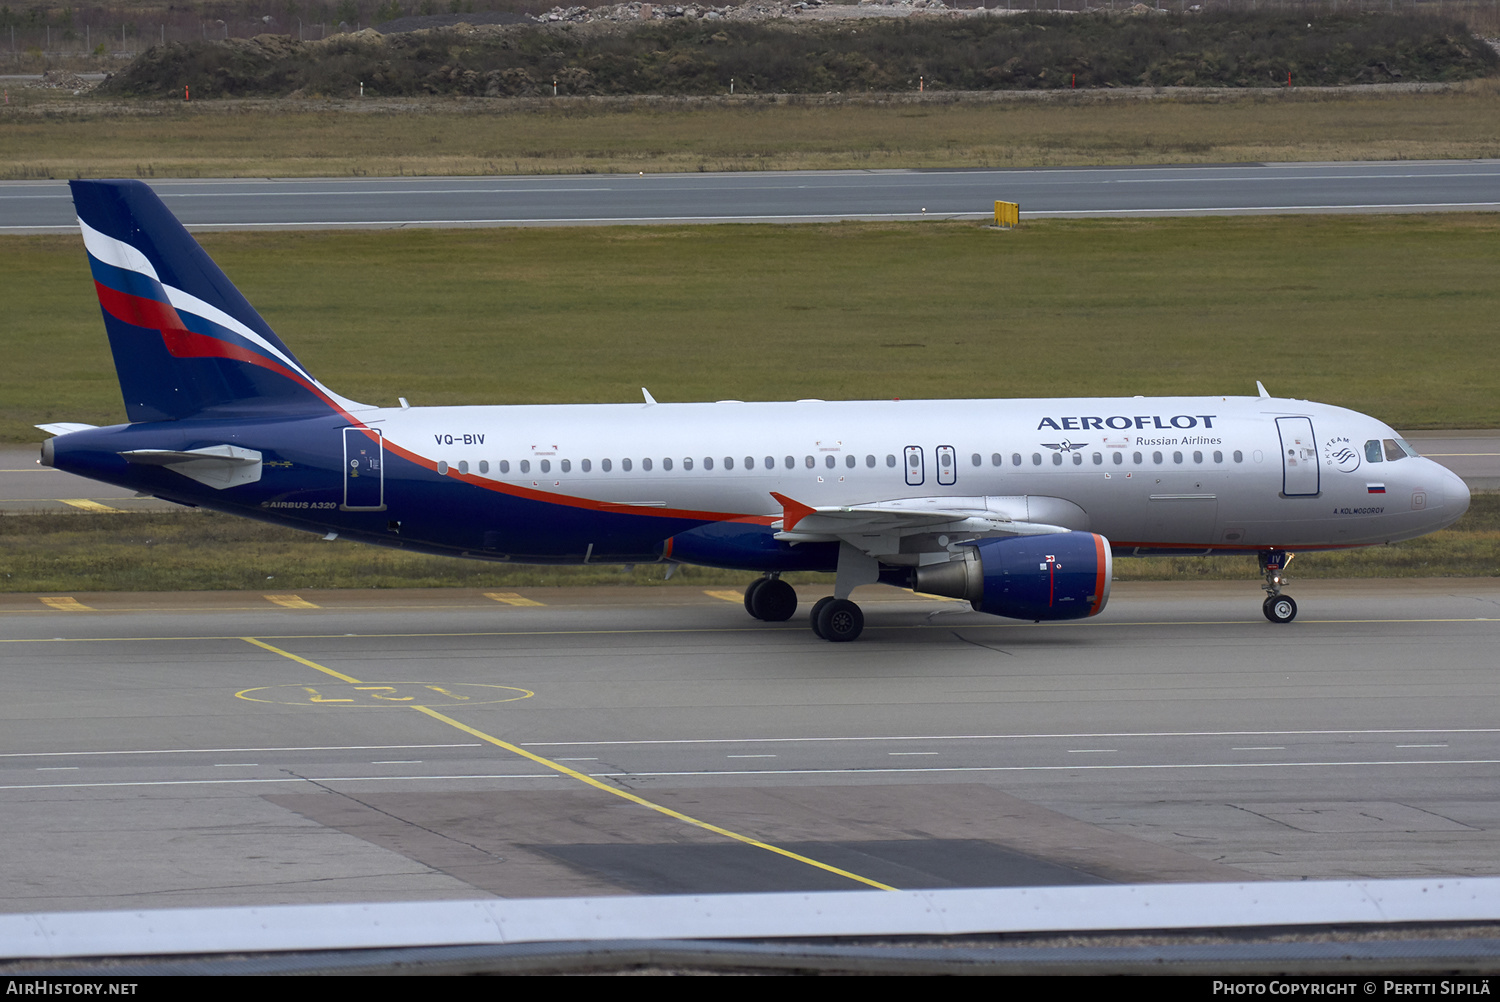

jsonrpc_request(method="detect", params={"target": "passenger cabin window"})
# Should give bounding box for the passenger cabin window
[992,453,1002,467]
[1012,453,1022,466]
[972,453,982,467]
[866,455,876,468]
[1092,453,1102,465]
[520,460,530,474]
[785,456,795,469]
[582,459,591,472]
[825,455,836,469]
[845,455,856,469]
[437,461,449,476]
[1233,451,1243,463]
[684,458,693,471]
[643,458,654,471]
[1133,452,1143,464]
[1032,453,1042,466]
[1112,452,1123,465]
[479,460,489,474]
[886,454,897,468]
[805,456,815,469]
[540,459,550,473]
[662,458,672,471]
[499,460,510,474]
[1152,451,1163,464]
[1052,453,1063,466]
[622,458,632,472]
[1213,451,1222,463]
[458,460,469,474]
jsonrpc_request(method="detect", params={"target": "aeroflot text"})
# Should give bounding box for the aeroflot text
[1038,415,1217,431]
[1212,985,1490,996]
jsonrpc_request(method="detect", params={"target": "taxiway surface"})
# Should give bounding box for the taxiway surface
[4,161,1498,232]
[2,580,1498,913]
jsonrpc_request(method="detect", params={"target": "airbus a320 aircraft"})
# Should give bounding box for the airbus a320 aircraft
[39,180,1471,641]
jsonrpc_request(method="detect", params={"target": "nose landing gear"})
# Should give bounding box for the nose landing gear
[1259,551,1297,623]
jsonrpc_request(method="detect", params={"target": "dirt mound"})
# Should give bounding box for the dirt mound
[376,11,536,33]
[100,10,1500,100]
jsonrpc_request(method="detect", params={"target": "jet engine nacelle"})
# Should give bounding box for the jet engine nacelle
[913,532,1112,621]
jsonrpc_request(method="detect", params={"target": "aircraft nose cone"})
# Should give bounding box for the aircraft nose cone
[1444,466,1471,519]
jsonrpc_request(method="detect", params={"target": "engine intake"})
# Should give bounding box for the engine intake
[914,532,1112,621]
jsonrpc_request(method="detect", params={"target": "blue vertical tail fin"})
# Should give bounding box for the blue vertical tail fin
[71,179,365,422]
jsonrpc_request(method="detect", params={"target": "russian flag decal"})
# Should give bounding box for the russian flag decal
[1367,483,1387,494]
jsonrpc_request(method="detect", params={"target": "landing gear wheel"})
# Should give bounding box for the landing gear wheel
[816,599,864,643]
[743,578,768,620]
[808,597,836,639]
[750,578,798,622]
[1263,595,1297,624]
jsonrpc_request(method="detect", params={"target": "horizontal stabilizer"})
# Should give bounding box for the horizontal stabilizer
[121,444,263,489]
[35,423,99,437]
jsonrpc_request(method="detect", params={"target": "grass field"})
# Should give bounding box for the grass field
[2,493,1495,592]
[7,213,1500,444]
[5,82,1500,178]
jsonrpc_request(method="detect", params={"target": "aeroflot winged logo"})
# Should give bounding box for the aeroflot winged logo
[1038,414,1218,431]
[70,179,366,422]
[78,219,317,387]
[1041,439,1089,453]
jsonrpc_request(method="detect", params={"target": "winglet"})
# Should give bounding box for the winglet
[769,491,816,531]
[642,387,657,406]
[1256,380,1270,399]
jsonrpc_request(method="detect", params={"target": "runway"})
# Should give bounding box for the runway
[2,579,1498,914]
[4,160,1498,233]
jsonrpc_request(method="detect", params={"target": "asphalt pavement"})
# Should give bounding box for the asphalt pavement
[4,160,1498,232]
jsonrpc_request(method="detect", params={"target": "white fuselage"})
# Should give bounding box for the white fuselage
[364,393,1469,553]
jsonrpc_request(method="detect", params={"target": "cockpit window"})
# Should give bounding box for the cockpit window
[1364,440,1383,463]
[1383,439,1407,462]
[1395,438,1419,458]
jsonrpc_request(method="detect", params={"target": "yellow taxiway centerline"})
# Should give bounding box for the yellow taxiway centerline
[240,636,897,892]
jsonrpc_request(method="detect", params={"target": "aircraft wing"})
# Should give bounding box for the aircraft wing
[770,491,1083,558]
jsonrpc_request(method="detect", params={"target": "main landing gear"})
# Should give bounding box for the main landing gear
[1259,550,1297,624]
[809,596,865,643]
[743,574,797,622]
[745,543,881,643]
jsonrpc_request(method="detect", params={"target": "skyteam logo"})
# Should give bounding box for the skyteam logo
[1324,436,1360,473]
